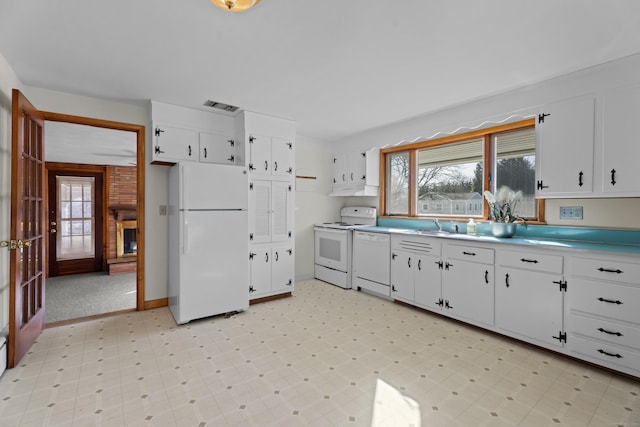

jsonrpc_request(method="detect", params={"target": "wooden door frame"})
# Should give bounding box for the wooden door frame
[42,112,145,311]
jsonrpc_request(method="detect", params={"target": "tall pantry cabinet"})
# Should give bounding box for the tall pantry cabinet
[238,111,296,300]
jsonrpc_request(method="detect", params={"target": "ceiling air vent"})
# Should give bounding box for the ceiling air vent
[204,100,239,112]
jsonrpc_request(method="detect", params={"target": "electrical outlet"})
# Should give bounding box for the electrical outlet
[559,206,583,220]
[159,205,167,216]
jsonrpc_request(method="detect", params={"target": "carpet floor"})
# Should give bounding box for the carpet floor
[45,272,137,323]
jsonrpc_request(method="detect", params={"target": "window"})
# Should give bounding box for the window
[57,176,95,260]
[382,119,542,222]
[417,138,483,217]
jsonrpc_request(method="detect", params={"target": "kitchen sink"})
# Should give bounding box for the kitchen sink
[413,229,452,236]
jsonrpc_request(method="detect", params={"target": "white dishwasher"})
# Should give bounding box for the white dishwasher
[353,231,391,297]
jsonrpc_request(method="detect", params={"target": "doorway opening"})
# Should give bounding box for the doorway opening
[42,112,145,325]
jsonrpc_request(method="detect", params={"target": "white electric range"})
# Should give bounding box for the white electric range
[314,206,377,289]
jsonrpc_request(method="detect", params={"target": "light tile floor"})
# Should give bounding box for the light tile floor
[1,279,639,426]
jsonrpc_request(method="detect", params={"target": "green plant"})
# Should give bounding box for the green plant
[483,186,525,223]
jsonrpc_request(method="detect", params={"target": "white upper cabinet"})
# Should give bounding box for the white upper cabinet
[199,132,236,165]
[248,134,294,177]
[601,85,640,195]
[535,96,595,197]
[330,148,380,196]
[152,123,199,163]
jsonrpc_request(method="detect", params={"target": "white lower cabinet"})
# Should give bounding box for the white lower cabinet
[495,249,565,348]
[442,244,494,326]
[566,255,640,375]
[390,236,494,327]
[249,243,294,299]
[390,236,441,307]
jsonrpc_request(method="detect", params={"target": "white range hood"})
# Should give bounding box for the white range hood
[330,185,379,197]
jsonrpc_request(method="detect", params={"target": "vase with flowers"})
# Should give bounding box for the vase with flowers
[483,186,525,238]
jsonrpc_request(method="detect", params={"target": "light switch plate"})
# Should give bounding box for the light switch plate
[560,206,583,220]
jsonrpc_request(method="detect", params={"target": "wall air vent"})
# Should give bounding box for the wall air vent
[204,100,239,112]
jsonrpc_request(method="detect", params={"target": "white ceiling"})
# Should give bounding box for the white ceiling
[2,1,640,143]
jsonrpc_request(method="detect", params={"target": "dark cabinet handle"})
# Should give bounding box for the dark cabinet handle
[265,252,269,262]
[597,328,623,337]
[407,257,411,268]
[342,173,346,182]
[597,349,622,359]
[418,259,422,271]
[598,267,622,274]
[350,172,354,181]
[392,253,397,260]
[484,270,489,284]
[520,258,538,264]
[275,251,279,261]
[203,147,208,158]
[264,160,268,171]
[505,273,510,288]
[597,297,622,305]
[274,161,278,171]
[610,169,616,186]
[463,251,476,256]
[188,145,192,156]
[578,171,583,187]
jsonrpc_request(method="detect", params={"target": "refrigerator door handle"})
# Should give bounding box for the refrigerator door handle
[183,211,189,254]
[181,164,189,210]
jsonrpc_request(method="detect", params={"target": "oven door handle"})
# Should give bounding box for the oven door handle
[315,228,349,235]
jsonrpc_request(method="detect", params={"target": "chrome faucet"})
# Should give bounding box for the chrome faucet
[433,218,442,232]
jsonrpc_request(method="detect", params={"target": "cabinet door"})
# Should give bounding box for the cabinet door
[250,248,272,297]
[390,250,414,301]
[602,85,640,194]
[347,152,366,185]
[272,245,294,293]
[443,261,493,326]
[536,96,595,196]
[414,254,442,311]
[199,132,236,165]
[249,180,271,244]
[271,137,293,177]
[495,267,564,347]
[249,133,272,175]
[271,181,293,243]
[332,153,348,187]
[152,124,198,163]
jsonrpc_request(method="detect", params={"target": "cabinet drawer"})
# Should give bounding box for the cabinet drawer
[569,335,640,373]
[391,236,441,256]
[497,250,562,273]
[571,256,640,285]
[446,244,494,264]
[569,278,640,325]
[569,313,640,351]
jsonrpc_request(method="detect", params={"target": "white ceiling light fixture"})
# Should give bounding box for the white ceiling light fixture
[211,0,261,12]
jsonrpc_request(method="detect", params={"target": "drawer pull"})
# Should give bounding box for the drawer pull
[463,251,476,256]
[597,267,623,274]
[597,328,623,337]
[484,270,489,284]
[597,297,623,305]
[597,349,622,359]
[520,258,538,264]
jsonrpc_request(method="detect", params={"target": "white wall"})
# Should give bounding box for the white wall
[0,53,23,336]
[331,53,640,230]
[294,135,342,280]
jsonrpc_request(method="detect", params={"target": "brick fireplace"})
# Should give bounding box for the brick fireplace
[107,165,137,274]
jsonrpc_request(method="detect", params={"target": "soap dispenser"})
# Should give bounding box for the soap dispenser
[467,218,476,235]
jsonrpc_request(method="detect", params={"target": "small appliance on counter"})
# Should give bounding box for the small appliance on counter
[314,206,377,289]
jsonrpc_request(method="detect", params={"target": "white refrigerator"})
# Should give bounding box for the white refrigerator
[168,162,249,324]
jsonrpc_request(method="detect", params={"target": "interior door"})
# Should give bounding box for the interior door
[47,168,104,277]
[8,89,46,367]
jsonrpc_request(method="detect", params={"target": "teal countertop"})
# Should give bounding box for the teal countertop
[362,218,640,255]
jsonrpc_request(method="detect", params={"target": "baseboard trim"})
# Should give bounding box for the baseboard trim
[250,292,292,305]
[144,298,168,310]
